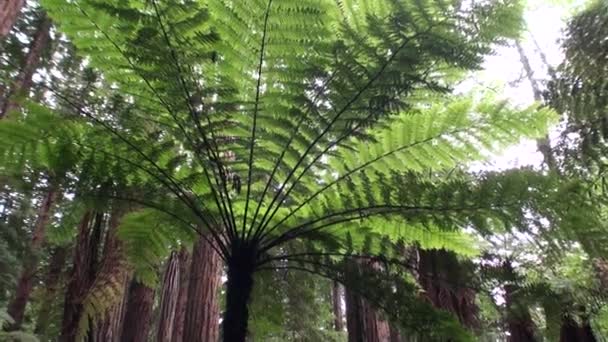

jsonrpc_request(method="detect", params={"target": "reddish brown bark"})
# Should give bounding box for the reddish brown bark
[417,249,478,329]
[93,276,130,342]
[90,206,131,340]
[345,285,390,342]
[157,252,180,342]
[6,184,58,330]
[171,247,191,342]
[60,211,106,341]
[332,280,344,331]
[121,280,155,342]
[183,236,222,342]
[345,262,391,342]
[1,13,52,118]
[0,0,25,37]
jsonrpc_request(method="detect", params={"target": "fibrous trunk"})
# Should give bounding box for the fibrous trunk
[184,236,222,342]
[1,13,51,118]
[0,0,25,37]
[222,242,256,342]
[120,280,155,342]
[6,184,58,330]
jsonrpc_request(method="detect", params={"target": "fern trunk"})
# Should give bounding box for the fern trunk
[6,184,58,330]
[0,0,24,37]
[0,13,51,118]
[184,236,222,341]
[171,247,190,342]
[121,280,155,342]
[345,262,390,342]
[223,242,256,342]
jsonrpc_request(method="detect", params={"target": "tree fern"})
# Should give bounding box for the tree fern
[2,0,571,340]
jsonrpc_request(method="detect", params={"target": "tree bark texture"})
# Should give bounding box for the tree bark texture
[0,13,52,118]
[0,0,24,37]
[34,245,69,337]
[157,251,180,342]
[332,281,345,331]
[345,261,391,342]
[184,236,222,342]
[6,184,58,330]
[60,211,105,341]
[418,249,478,329]
[120,280,155,342]
[171,248,191,342]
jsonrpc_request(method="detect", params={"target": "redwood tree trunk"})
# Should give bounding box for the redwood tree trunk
[344,262,390,342]
[1,13,52,118]
[0,0,25,37]
[417,249,478,329]
[60,211,104,341]
[332,281,344,331]
[222,242,256,342]
[121,280,155,342]
[184,236,223,342]
[157,252,180,342]
[89,204,131,341]
[6,184,58,330]
[171,248,191,342]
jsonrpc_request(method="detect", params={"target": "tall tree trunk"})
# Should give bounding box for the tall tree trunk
[0,0,25,37]
[332,280,345,331]
[184,236,223,342]
[171,247,190,342]
[88,204,131,341]
[6,183,58,330]
[222,242,256,342]
[60,211,105,341]
[417,249,478,329]
[121,280,155,342]
[157,252,180,342]
[34,245,69,337]
[344,262,391,342]
[0,13,52,119]
[93,277,130,342]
